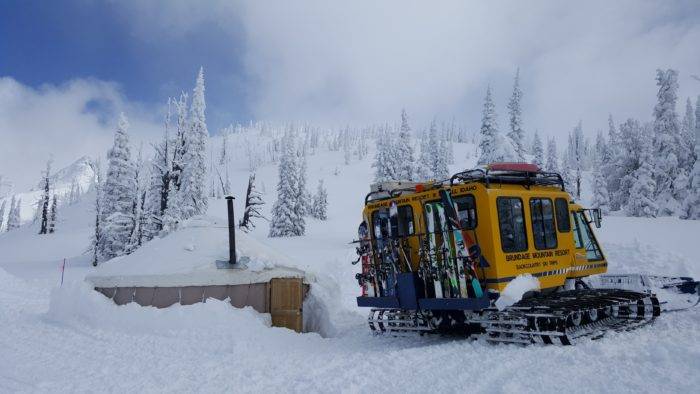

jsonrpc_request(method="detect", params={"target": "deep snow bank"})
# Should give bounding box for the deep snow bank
[46,280,274,335]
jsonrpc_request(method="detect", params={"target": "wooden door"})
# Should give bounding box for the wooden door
[270,278,304,332]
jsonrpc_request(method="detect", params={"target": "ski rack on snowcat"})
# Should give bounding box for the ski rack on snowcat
[449,167,566,190]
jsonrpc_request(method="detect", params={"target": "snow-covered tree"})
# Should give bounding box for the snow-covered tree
[99,113,137,260]
[38,160,51,235]
[590,153,610,213]
[507,68,525,160]
[373,124,398,182]
[143,102,174,240]
[681,138,700,219]
[125,147,146,254]
[394,109,415,180]
[652,69,683,215]
[478,86,517,164]
[269,130,305,237]
[625,138,658,217]
[681,97,696,171]
[161,94,188,233]
[178,67,209,219]
[602,115,622,210]
[545,137,559,173]
[0,200,7,232]
[356,130,368,160]
[564,122,586,198]
[48,194,57,233]
[91,161,103,266]
[296,149,312,217]
[7,196,21,231]
[239,173,265,232]
[531,130,544,168]
[312,179,328,221]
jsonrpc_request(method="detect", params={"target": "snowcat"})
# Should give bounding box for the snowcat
[353,163,699,345]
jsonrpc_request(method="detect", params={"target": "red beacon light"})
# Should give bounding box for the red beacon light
[487,162,541,173]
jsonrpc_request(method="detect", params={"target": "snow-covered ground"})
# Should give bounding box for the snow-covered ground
[1,142,699,393]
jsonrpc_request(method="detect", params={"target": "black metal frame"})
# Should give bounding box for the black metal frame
[450,168,565,191]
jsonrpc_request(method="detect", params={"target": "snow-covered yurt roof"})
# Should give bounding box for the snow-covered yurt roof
[86,216,309,288]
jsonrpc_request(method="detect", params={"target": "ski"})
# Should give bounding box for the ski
[435,203,461,298]
[424,203,444,298]
[439,189,484,298]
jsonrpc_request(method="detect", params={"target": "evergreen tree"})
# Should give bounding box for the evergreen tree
[415,128,432,180]
[602,115,622,210]
[478,86,517,164]
[296,149,312,217]
[269,130,305,237]
[590,153,610,213]
[312,179,328,221]
[126,147,146,254]
[532,130,544,168]
[7,196,21,231]
[91,161,103,266]
[681,97,696,171]
[394,109,415,180]
[143,102,174,240]
[652,69,683,215]
[39,160,51,235]
[545,137,559,173]
[48,194,57,233]
[507,68,525,160]
[372,124,398,182]
[0,199,6,232]
[100,113,137,260]
[625,139,658,217]
[566,122,585,199]
[239,173,265,232]
[179,67,209,219]
[681,134,700,219]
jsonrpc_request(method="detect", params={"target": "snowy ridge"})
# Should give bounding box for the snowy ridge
[0,156,95,227]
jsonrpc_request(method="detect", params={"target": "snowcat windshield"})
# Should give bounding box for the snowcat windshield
[572,211,603,261]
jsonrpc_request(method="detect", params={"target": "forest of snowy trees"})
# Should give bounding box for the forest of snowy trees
[485,68,700,219]
[1,66,698,253]
[91,68,210,264]
[371,68,700,220]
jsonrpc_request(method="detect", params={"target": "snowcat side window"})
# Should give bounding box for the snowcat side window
[554,198,570,232]
[398,205,415,235]
[530,198,557,250]
[454,195,477,230]
[497,197,528,253]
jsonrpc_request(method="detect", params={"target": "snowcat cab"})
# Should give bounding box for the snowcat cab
[353,163,699,345]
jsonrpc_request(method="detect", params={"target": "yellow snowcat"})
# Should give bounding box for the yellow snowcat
[353,163,699,345]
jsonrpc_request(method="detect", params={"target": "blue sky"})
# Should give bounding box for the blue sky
[1,1,699,190]
[1,0,249,131]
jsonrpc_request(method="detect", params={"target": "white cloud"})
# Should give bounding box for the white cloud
[0,77,161,191]
[125,0,700,137]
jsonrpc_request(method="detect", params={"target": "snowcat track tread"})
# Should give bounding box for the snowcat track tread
[481,289,660,346]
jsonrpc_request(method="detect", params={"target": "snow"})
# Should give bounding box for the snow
[86,215,309,287]
[0,140,699,392]
[494,274,540,310]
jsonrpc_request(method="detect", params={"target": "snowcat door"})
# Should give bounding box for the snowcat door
[570,210,605,276]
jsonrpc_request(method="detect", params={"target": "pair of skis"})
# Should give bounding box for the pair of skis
[423,192,484,299]
[438,189,484,298]
[425,202,464,298]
